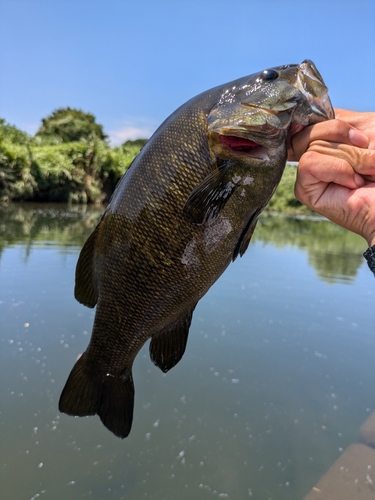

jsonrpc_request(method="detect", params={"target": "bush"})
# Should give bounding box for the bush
[267,164,309,214]
[0,138,142,204]
[31,141,106,203]
[0,141,37,203]
[100,142,144,198]
[35,108,107,144]
[0,119,32,145]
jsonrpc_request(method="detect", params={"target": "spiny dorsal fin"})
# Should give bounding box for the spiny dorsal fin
[74,223,101,308]
[149,306,196,373]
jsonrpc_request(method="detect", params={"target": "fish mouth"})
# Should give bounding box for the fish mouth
[216,120,310,162]
[216,133,270,160]
[219,134,259,152]
[213,121,285,160]
[216,121,306,161]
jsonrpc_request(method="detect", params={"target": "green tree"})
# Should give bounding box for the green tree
[34,107,107,144]
[0,141,36,203]
[0,118,31,145]
[122,138,148,148]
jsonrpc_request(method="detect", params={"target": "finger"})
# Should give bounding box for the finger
[334,108,362,121]
[296,151,365,193]
[334,109,375,149]
[334,108,375,128]
[306,141,375,176]
[287,119,369,161]
[294,162,359,217]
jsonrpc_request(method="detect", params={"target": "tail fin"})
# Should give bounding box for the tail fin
[59,352,134,439]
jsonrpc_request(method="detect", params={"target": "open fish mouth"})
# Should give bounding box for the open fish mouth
[217,121,307,160]
[216,133,269,160]
[216,119,307,160]
[219,134,259,152]
[213,118,288,160]
[208,111,303,161]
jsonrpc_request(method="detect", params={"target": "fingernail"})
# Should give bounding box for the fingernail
[354,173,366,187]
[349,128,369,148]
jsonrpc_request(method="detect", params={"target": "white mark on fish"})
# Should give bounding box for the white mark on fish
[243,176,254,185]
[203,218,232,253]
[181,239,200,267]
[220,181,235,199]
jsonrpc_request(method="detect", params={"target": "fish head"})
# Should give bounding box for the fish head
[207,60,334,163]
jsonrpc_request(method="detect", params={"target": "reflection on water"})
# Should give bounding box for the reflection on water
[0,203,103,254]
[254,216,365,284]
[0,204,374,500]
[1,204,365,284]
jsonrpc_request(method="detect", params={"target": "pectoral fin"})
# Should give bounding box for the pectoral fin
[149,306,196,373]
[183,168,240,224]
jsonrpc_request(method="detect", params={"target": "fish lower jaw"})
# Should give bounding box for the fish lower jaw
[240,146,269,161]
[214,134,270,161]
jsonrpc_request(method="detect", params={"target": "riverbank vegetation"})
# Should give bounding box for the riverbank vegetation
[0,108,309,213]
[0,109,146,204]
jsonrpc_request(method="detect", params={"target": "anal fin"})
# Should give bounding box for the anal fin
[149,306,196,373]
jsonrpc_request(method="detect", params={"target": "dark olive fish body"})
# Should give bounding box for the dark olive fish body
[59,61,334,437]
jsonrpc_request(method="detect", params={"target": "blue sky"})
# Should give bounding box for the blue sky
[1,0,374,144]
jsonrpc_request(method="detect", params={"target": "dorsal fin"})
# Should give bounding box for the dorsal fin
[74,223,101,308]
[149,305,197,373]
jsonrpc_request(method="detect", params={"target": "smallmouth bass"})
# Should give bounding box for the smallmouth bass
[59,60,334,438]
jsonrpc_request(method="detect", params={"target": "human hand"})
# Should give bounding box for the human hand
[288,110,375,247]
[334,109,375,150]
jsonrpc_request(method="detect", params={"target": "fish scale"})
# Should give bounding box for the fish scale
[59,60,334,438]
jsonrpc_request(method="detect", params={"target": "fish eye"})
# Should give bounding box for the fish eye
[261,69,279,81]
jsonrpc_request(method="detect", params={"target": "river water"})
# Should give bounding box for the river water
[1,203,374,500]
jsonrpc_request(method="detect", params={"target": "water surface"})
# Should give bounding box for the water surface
[1,204,374,500]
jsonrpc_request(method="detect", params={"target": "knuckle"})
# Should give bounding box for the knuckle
[330,118,350,134]
[299,151,319,166]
